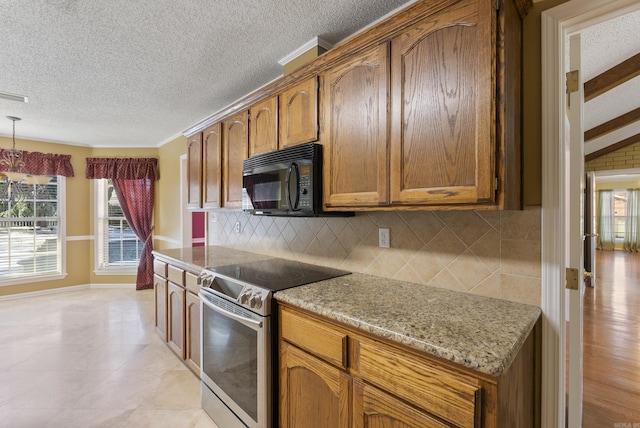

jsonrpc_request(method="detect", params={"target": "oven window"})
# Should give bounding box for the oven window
[202,304,258,422]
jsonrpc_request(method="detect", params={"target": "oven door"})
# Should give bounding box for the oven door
[200,290,270,428]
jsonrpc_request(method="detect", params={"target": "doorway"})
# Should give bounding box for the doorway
[541,0,640,425]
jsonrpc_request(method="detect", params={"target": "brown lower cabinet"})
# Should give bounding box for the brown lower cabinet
[279,304,539,428]
[185,291,201,374]
[167,281,185,358]
[153,257,201,376]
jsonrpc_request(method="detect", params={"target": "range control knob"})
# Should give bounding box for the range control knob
[250,293,263,309]
[240,291,251,305]
[198,273,213,288]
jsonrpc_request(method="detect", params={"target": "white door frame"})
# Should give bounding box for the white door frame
[540,0,640,426]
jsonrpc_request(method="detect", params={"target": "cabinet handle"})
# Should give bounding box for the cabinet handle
[342,335,349,368]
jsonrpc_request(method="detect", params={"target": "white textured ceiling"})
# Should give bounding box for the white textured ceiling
[0,0,413,148]
[3,1,638,154]
[576,8,640,155]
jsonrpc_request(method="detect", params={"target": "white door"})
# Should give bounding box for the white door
[567,33,585,428]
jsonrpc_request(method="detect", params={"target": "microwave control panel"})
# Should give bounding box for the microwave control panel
[297,165,312,209]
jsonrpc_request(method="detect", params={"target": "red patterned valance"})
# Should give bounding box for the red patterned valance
[0,149,74,177]
[85,157,159,181]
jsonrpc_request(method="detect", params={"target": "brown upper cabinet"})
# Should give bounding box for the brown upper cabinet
[184,0,528,211]
[249,96,279,156]
[389,0,494,207]
[325,0,518,210]
[279,77,319,149]
[203,123,223,209]
[323,43,390,208]
[186,123,223,210]
[186,133,203,210]
[223,111,249,208]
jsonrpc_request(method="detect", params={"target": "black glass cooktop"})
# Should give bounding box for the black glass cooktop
[209,258,350,291]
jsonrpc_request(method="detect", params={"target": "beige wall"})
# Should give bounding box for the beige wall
[522,0,570,205]
[155,134,188,250]
[0,137,164,296]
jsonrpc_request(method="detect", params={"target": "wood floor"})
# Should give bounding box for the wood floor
[582,250,640,427]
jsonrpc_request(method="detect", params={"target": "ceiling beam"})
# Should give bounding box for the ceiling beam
[584,53,640,102]
[585,131,640,162]
[584,107,640,142]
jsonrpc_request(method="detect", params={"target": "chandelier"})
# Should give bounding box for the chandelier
[0,116,52,204]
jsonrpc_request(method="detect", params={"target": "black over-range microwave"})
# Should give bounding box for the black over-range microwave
[242,143,352,217]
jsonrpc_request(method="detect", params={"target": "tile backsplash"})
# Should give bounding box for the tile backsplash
[208,208,541,306]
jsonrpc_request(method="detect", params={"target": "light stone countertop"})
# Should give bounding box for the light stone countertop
[152,246,274,273]
[275,272,541,377]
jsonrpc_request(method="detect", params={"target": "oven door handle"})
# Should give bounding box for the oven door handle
[200,292,263,329]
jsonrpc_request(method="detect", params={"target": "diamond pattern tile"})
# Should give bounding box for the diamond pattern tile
[206,209,542,304]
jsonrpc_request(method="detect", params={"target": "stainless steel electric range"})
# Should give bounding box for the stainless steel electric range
[198,258,350,428]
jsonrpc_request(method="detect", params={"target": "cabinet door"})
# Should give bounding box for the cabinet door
[186,133,203,210]
[154,274,167,341]
[185,291,201,375]
[280,342,350,428]
[249,96,278,156]
[223,111,249,208]
[202,122,222,209]
[279,77,319,148]
[323,43,389,208]
[390,0,495,206]
[353,379,450,428]
[167,282,185,359]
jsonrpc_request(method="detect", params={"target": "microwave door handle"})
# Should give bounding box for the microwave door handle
[285,162,300,210]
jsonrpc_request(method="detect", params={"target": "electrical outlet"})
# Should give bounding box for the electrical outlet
[379,228,390,248]
[235,221,242,233]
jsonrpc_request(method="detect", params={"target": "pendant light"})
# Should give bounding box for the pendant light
[0,116,51,204]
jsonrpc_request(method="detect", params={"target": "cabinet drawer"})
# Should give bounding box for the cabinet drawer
[185,271,199,294]
[353,379,451,428]
[356,339,481,428]
[167,265,185,286]
[153,260,167,277]
[280,308,348,369]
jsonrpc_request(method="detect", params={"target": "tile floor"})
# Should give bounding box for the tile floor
[0,288,218,428]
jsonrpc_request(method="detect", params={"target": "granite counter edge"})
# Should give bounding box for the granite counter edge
[275,290,541,377]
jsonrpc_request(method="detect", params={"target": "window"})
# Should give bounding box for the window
[95,179,143,272]
[0,176,63,284]
[614,191,627,240]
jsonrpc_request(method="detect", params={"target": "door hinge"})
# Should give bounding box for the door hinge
[496,0,503,13]
[566,267,579,290]
[566,70,579,95]
[494,177,500,192]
